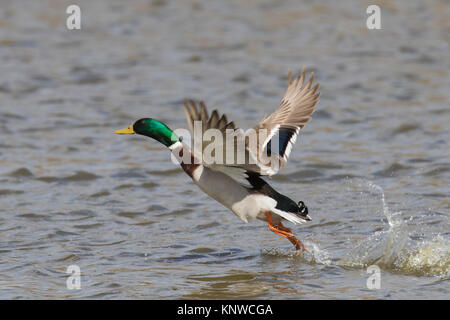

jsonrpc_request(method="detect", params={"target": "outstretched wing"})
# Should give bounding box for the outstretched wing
[183,100,236,136]
[250,68,320,173]
[183,100,245,165]
[181,68,320,182]
[183,100,261,186]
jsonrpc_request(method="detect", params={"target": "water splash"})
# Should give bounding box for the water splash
[302,241,332,265]
[398,236,450,277]
[367,181,402,228]
[261,241,332,266]
[338,180,449,277]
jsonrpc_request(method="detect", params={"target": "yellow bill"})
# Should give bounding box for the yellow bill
[114,126,135,134]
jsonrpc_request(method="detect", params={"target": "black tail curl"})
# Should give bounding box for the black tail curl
[297,201,309,217]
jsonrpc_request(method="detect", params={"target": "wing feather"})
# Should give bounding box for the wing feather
[181,68,320,180]
[250,68,320,172]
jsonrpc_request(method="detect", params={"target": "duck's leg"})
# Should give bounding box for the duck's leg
[277,221,306,252]
[264,211,306,253]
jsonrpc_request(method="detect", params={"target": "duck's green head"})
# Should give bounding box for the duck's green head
[115,118,180,147]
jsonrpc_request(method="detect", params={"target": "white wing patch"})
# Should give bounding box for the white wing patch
[261,124,280,152]
[281,127,300,161]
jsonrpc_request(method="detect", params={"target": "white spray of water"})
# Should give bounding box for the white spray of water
[263,179,449,276]
[302,241,332,265]
[338,180,449,277]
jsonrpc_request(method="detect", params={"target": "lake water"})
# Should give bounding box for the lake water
[0,0,448,299]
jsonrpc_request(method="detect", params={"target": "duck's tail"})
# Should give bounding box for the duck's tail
[272,207,311,225]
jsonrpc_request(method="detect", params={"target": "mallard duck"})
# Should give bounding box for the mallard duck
[115,69,320,252]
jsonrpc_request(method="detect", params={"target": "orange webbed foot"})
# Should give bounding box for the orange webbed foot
[265,212,307,254]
